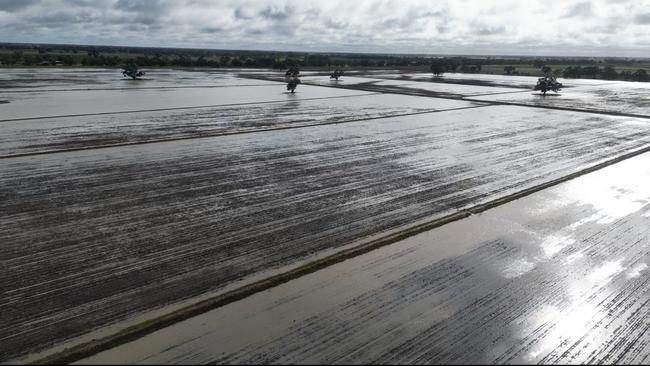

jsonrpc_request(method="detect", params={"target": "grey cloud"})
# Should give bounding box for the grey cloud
[380,9,447,31]
[472,24,506,36]
[114,0,161,12]
[28,12,81,26]
[634,13,650,24]
[0,0,648,58]
[114,0,171,26]
[303,7,320,18]
[0,0,39,12]
[245,28,264,35]
[63,0,100,6]
[202,26,223,33]
[234,7,254,20]
[259,5,293,21]
[563,2,593,18]
[419,10,446,19]
[325,18,348,30]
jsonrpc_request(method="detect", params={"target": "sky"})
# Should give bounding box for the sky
[1,0,649,57]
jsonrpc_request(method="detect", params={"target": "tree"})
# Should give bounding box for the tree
[285,66,300,77]
[619,70,633,81]
[286,66,301,93]
[633,69,649,82]
[286,77,301,93]
[330,69,344,81]
[563,66,582,79]
[504,66,516,75]
[534,75,563,95]
[533,59,546,69]
[541,65,552,75]
[601,65,618,80]
[430,59,447,77]
[582,66,600,78]
[122,63,145,79]
[445,59,461,72]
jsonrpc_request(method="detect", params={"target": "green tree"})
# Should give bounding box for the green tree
[600,65,618,80]
[633,69,649,82]
[285,66,300,77]
[330,69,344,81]
[504,66,516,75]
[430,59,446,77]
[534,75,563,95]
[286,77,301,93]
[122,63,146,79]
[286,66,301,93]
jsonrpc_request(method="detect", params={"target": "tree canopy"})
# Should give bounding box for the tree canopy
[504,66,516,75]
[430,60,446,77]
[285,66,300,77]
[122,63,145,79]
[286,66,301,93]
[330,69,344,81]
[534,75,563,95]
[286,77,301,93]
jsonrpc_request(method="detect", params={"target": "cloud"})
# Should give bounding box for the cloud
[563,2,594,18]
[635,13,650,24]
[0,0,39,12]
[472,24,506,36]
[259,4,293,21]
[0,0,649,57]
[114,0,165,13]
[234,7,254,20]
[202,26,223,34]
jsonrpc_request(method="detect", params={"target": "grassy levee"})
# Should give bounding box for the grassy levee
[32,143,650,365]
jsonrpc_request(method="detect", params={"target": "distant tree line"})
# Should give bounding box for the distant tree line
[1,43,648,82]
[499,64,648,82]
[0,44,445,68]
[561,65,648,81]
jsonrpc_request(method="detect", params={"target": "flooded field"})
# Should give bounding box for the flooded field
[2,68,650,363]
[0,68,271,90]
[0,83,373,121]
[0,94,474,157]
[386,72,616,88]
[80,152,650,364]
[474,81,650,117]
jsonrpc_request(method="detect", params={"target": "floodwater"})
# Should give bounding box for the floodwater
[0,83,372,121]
[79,151,650,365]
[0,68,269,90]
[474,81,650,116]
[393,72,616,88]
[2,68,650,363]
[371,79,527,97]
[0,94,474,156]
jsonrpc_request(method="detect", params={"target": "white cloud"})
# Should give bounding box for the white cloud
[0,0,649,56]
